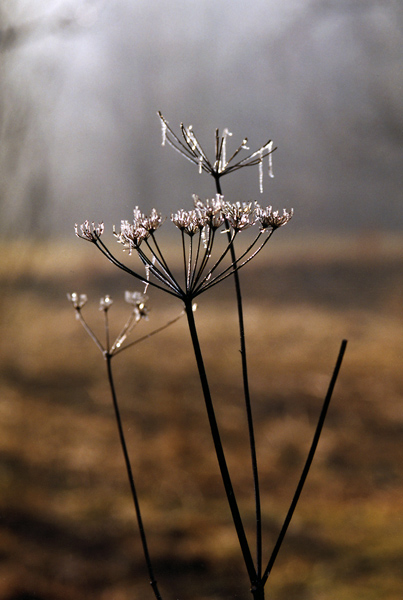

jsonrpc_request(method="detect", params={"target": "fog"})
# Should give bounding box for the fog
[1,0,402,237]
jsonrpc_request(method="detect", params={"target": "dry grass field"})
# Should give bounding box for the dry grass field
[1,233,402,600]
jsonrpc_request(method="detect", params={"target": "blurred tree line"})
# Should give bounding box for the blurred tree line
[0,0,402,237]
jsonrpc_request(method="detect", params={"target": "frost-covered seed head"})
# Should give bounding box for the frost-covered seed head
[141,208,165,233]
[222,201,255,232]
[158,112,275,192]
[75,220,104,242]
[113,221,149,251]
[255,204,294,230]
[132,206,145,227]
[193,194,225,229]
[171,209,206,235]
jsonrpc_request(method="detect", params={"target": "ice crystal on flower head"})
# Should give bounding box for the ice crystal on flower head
[222,201,255,232]
[133,206,165,234]
[141,208,165,233]
[158,112,275,191]
[113,220,149,252]
[113,208,164,253]
[255,204,294,230]
[75,220,104,242]
[171,209,205,236]
[193,194,225,230]
[67,292,88,309]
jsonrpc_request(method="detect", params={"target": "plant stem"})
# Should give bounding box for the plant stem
[184,299,257,585]
[105,353,163,600]
[261,339,348,586]
[215,175,262,578]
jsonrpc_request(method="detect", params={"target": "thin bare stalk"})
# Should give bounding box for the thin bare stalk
[215,175,263,579]
[184,299,257,586]
[192,229,272,296]
[192,228,238,294]
[189,228,204,289]
[187,234,193,292]
[261,339,348,586]
[110,310,141,354]
[149,233,177,283]
[104,306,111,352]
[105,353,163,600]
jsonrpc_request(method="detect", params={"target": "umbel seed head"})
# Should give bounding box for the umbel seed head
[158,111,275,193]
[67,292,88,309]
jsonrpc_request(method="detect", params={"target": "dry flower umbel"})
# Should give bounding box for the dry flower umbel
[75,196,292,300]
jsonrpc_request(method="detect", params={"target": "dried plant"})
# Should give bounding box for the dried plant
[71,113,347,600]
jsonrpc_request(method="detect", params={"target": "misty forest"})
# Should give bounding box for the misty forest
[0,2,402,600]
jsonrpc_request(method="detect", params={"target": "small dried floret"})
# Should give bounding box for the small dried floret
[141,208,165,233]
[99,295,113,311]
[75,220,104,242]
[125,291,149,318]
[67,292,88,309]
[113,220,149,252]
[222,201,255,232]
[193,194,225,229]
[255,204,294,230]
[171,209,206,235]
[132,206,146,228]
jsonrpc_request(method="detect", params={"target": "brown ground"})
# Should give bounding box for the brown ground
[0,233,402,600]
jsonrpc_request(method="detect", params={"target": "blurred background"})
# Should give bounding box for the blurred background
[1,0,402,233]
[0,1,402,599]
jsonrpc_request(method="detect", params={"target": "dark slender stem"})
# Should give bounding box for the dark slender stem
[215,175,263,578]
[189,228,203,289]
[105,354,163,600]
[93,237,181,297]
[180,230,188,290]
[144,238,181,293]
[184,299,257,585]
[149,232,177,284]
[193,230,269,296]
[192,228,239,295]
[104,308,111,353]
[187,234,193,292]
[261,339,348,586]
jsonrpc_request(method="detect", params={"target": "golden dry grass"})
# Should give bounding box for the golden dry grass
[0,234,402,600]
